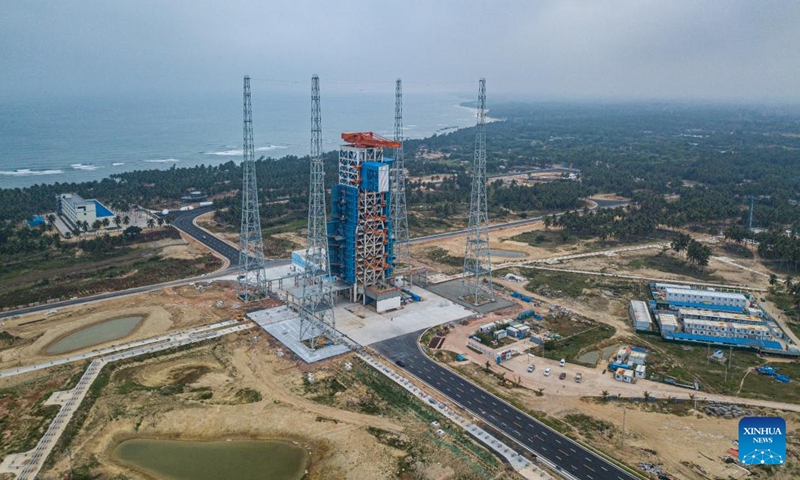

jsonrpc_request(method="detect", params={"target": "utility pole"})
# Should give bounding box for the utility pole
[237,75,268,301]
[461,78,495,306]
[391,78,411,273]
[621,407,626,447]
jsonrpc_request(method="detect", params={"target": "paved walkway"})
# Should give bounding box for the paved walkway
[0,321,253,479]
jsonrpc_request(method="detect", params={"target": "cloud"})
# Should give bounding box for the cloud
[0,0,798,102]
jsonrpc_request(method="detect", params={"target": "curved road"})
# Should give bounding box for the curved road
[170,206,241,265]
[373,331,638,480]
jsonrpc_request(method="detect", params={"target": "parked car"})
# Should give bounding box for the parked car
[527,365,535,373]
[559,372,567,380]
[544,368,551,376]
[559,358,566,367]
[396,360,406,368]
[575,373,582,383]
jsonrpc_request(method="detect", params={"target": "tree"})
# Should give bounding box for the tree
[123,215,130,226]
[601,390,609,401]
[687,240,711,267]
[122,225,142,240]
[156,217,164,227]
[113,215,122,228]
[102,218,110,228]
[769,273,778,286]
[543,215,552,230]
[670,233,691,255]
[46,213,56,225]
[146,218,156,229]
[91,220,102,230]
[643,391,651,402]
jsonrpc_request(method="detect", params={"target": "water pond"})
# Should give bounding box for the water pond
[112,438,308,480]
[45,316,142,355]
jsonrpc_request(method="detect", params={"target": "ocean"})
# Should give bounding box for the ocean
[0,88,478,189]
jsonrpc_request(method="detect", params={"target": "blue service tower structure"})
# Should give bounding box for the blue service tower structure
[328,132,402,311]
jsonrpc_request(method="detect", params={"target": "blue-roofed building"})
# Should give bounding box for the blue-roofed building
[57,193,115,230]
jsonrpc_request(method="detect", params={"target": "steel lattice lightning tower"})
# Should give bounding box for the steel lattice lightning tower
[237,75,268,301]
[306,74,330,278]
[391,78,411,271]
[461,78,495,305]
[298,74,336,349]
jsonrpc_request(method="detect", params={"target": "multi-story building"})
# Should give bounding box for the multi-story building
[663,287,748,311]
[678,308,762,326]
[57,193,115,230]
[682,318,772,340]
[657,313,680,334]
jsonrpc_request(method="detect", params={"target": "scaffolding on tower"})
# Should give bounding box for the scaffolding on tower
[328,131,402,310]
[461,78,495,306]
[237,75,268,301]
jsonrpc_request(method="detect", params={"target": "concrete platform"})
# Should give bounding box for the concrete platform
[425,279,515,314]
[335,285,475,346]
[250,306,351,363]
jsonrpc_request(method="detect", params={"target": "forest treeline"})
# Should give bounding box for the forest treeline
[3,102,800,238]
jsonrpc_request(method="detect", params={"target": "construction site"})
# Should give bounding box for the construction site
[234,76,508,363]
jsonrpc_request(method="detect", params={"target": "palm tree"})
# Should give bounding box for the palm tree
[123,215,130,226]
[601,390,609,401]
[643,391,651,402]
[146,218,156,229]
[47,213,56,225]
[92,220,102,230]
[157,217,164,227]
[102,218,110,228]
[113,215,122,228]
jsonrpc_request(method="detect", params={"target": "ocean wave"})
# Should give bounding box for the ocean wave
[112,162,125,166]
[144,158,181,163]
[205,145,288,156]
[71,163,101,171]
[0,168,65,177]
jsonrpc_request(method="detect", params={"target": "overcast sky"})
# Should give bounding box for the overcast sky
[2,1,799,102]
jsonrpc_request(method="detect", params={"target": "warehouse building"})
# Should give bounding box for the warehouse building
[56,193,115,230]
[629,300,654,331]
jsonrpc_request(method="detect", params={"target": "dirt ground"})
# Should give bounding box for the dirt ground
[0,281,240,370]
[39,335,512,480]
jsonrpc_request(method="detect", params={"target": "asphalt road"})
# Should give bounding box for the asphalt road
[373,331,638,480]
[170,206,241,265]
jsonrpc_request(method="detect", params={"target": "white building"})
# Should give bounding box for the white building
[629,300,654,331]
[657,313,680,334]
[664,288,748,309]
[678,308,763,326]
[634,364,646,379]
[615,369,635,383]
[477,322,498,334]
[682,318,772,340]
[57,193,115,230]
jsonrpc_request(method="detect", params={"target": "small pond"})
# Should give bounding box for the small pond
[46,316,142,355]
[112,438,308,480]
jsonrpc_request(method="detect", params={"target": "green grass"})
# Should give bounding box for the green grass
[510,229,581,251]
[539,324,616,363]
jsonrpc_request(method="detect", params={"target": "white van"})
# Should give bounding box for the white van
[559,358,566,367]
[544,368,551,376]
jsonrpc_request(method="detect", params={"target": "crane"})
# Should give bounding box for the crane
[341,132,401,149]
